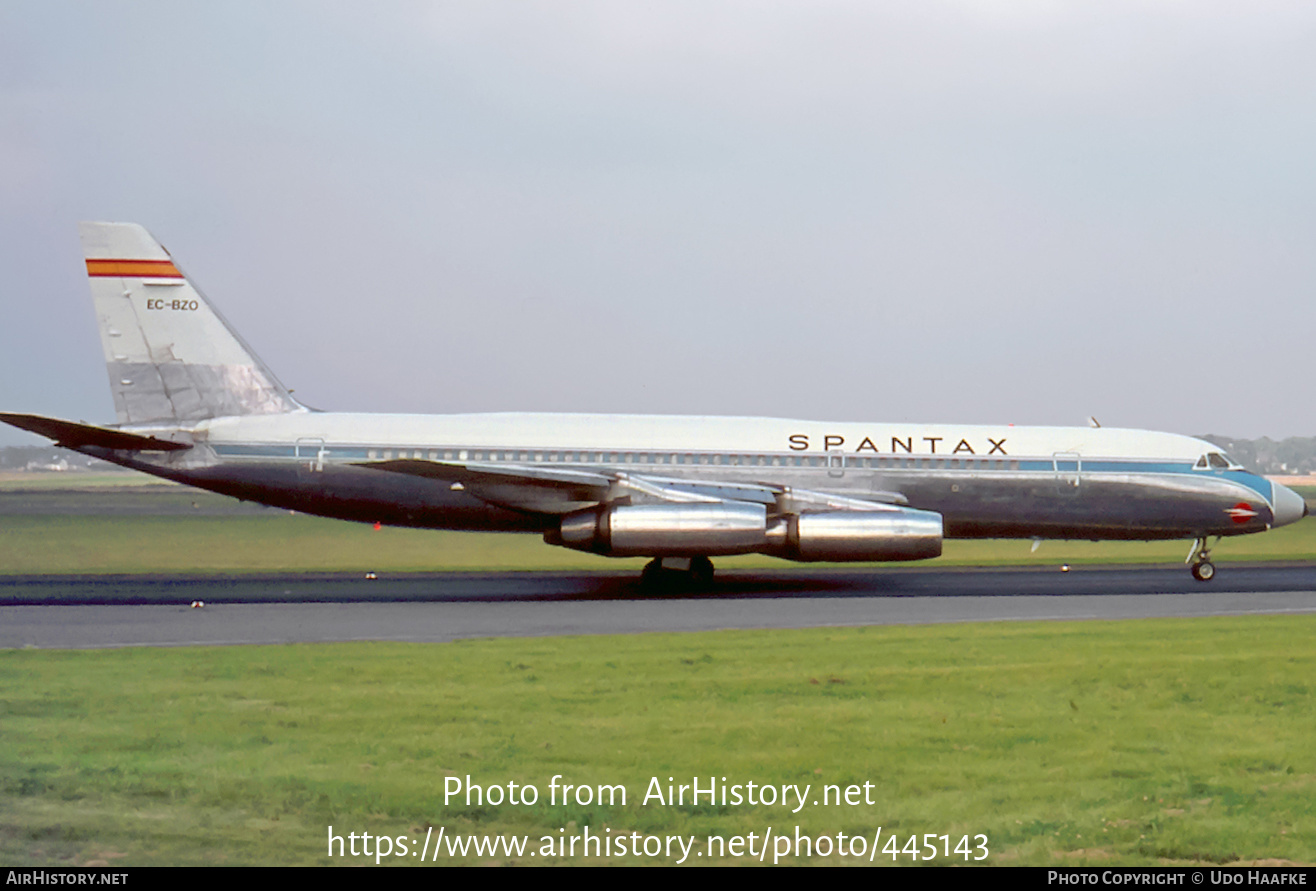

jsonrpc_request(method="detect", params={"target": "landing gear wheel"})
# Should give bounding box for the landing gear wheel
[640,557,716,591]
[689,556,715,589]
[1191,561,1216,582]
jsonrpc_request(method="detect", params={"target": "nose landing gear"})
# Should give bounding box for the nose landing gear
[1187,537,1217,582]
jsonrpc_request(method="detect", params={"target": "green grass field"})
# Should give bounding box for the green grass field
[0,472,180,489]
[2,618,1313,866]
[1,481,1313,575]
[2,476,1313,866]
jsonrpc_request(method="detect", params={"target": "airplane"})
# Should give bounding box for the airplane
[1,222,1307,586]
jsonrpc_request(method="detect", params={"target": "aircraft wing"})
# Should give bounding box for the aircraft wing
[362,458,612,513]
[358,457,909,515]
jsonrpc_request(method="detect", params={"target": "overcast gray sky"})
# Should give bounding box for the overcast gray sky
[3,1,1314,446]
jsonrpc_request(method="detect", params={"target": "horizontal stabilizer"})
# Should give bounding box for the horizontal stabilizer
[0,412,192,452]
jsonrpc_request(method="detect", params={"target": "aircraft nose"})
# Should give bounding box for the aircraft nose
[1272,482,1308,528]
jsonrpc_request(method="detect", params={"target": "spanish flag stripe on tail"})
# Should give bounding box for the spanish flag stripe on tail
[86,259,183,278]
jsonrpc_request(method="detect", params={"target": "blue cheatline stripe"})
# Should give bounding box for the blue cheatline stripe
[212,444,297,458]
[1218,471,1274,503]
[322,447,371,458]
[205,445,1276,503]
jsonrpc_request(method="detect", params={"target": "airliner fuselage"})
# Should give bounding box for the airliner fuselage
[91,410,1297,543]
[1,222,1306,585]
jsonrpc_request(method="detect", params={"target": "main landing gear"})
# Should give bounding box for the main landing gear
[641,556,715,590]
[1187,536,1217,582]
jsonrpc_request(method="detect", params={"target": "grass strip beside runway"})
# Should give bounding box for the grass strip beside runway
[1,511,1314,575]
[1,482,1311,575]
[2,617,1313,865]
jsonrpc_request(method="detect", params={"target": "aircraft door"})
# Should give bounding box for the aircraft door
[296,437,327,477]
[1052,451,1081,495]
[827,449,845,478]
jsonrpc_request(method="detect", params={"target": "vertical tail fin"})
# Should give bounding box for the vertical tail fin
[79,222,302,425]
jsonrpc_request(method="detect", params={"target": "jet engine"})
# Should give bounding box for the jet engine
[764,509,943,562]
[549,502,943,562]
[552,502,768,556]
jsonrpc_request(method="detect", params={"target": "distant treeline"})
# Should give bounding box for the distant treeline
[2,437,1314,477]
[0,446,123,472]
[1200,435,1316,477]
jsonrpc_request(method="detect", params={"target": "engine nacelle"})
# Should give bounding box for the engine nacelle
[548,502,943,562]
[552,502,769,557]
[764,508,943,562]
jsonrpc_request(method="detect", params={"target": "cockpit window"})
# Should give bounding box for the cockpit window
[1208,453,1230,469]
[1197,452,1240,470]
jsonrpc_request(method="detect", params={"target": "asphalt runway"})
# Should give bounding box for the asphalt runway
[3,564,1315,649]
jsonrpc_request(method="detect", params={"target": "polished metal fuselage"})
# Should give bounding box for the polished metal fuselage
[83,411,1292,544]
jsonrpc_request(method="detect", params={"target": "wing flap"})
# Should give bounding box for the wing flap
[357,458,913,518]
[362,458,612,489]
[359,458,612,514]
